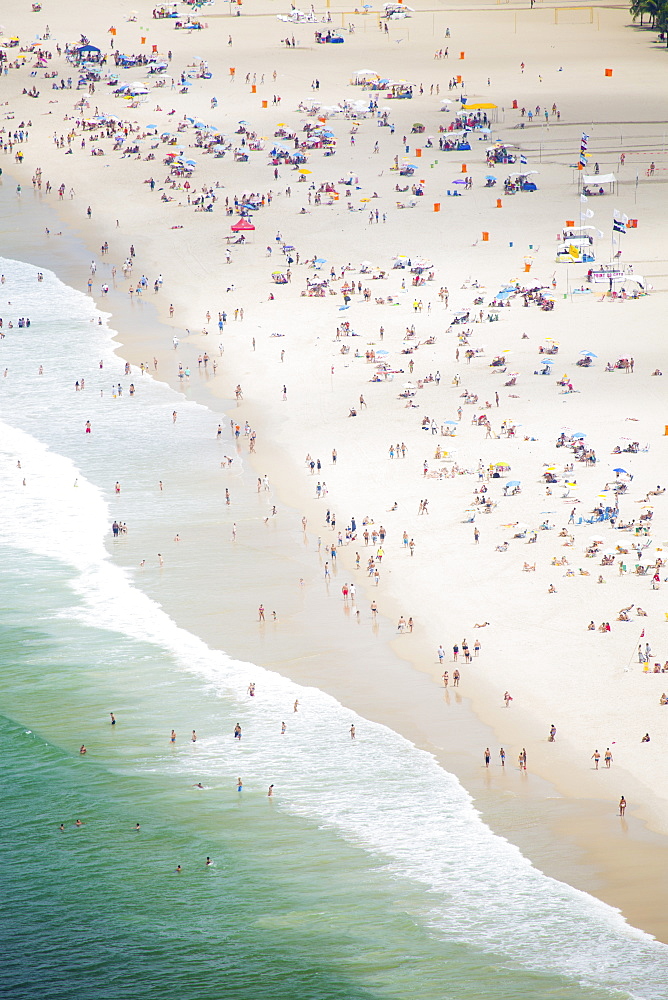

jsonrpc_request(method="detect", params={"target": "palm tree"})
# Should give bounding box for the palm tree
[630,0,660,26]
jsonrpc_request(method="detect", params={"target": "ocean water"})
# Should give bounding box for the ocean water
[1,254,668,1000]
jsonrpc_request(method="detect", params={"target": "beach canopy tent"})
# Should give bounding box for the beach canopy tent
[77,44,101,53]
[231,217,255,232]
[582,173,616,185]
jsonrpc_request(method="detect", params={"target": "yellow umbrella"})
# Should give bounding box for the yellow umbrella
[360,197,371,202]
[299,168,312,174]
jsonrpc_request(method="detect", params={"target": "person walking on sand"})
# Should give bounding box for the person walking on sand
[453,668,460,686]
[604,748,613,768]
[484,747,491,768]
[592,749,601,770]
[619,795,626,816]
[350,724,356,739]
[442,671,449,688]
[499,747,506,767]
[258,604,265,621]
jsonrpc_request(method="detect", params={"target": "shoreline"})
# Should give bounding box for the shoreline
[3,0,668,945]
[4,184,668,944]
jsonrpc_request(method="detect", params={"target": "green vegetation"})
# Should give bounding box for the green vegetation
[630,0,668,42]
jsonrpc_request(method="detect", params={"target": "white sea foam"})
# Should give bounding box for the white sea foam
[2,256,668,999]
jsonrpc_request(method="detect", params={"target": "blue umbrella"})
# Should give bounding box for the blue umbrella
[315,257,327,264]
[452,178,467,184]
[376,349,389,355]
[613,467,628,474]
[572,432,586,439]
[442,419,458,424]
[339,305,350,310]
[580,350,597,357]
[485,174,496,180]
[541,358,555,365]
[506,480,520,488]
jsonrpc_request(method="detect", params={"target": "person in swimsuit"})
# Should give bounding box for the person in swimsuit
[484,748,491,767]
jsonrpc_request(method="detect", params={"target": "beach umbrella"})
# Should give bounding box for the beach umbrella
[298,168,312,174]
[376,349,389,355]
[572,432,586,439]
[442,419,458,425]
[506,481,521,488]
[315,257,327,264]
[403,381,416,389]
[580,350,598,357]
[452,178,467,184]
[485,174,496,180]
[613,468,629,474]
[542,358,555,365]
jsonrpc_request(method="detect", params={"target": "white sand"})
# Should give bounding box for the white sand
[3,0,668,844]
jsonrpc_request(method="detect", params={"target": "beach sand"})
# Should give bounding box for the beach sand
[3,0,668,941]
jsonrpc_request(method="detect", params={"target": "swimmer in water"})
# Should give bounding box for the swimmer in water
[176,865,182,873]
[79,745,87,754]
[206,857,213,866]
[59,823,65,832]
[237,777,243,791]
[193,782,204,789]
[75,819,83,827]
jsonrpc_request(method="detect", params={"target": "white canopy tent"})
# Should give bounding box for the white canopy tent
[582,173,616,184]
